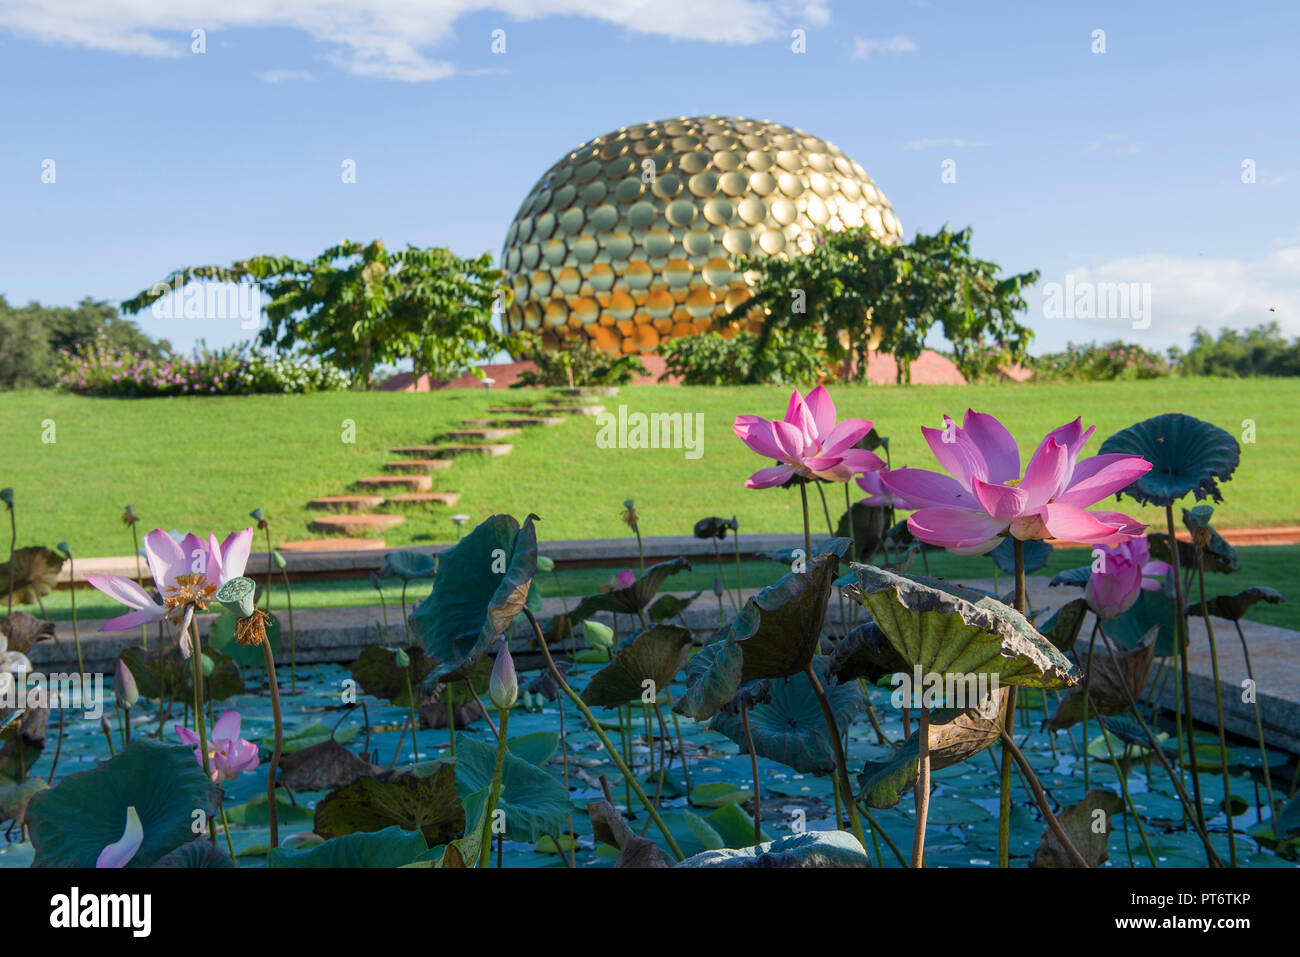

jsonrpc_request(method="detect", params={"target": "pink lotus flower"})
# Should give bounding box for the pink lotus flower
[881,411,1151,555]
[734,385,884,488]
[1085,538,1171,620]
[614,569,636,589]
[85,527,254,631]
[96,806,143,868]
[176,710,261,783]
[856,469,914,510]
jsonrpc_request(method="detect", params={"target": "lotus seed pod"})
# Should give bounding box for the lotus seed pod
[216,576,257,620]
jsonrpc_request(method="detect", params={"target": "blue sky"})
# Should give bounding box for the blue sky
[1,0,1296,356]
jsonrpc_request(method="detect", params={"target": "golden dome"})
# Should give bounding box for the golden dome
[501,116,902,354]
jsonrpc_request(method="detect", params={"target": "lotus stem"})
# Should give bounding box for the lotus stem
[447,689,456,756]
[557,696,575,867]
[183,607,210,780]
[5,500,14,616]
[740,700,762,844]
[733,526,745,607]
[1233,619,1276,821]
[479,705,510,868]
[998,726,1089,867]
[262,526,274,613]
[219,804,238,865]
[260,634,284,848]
[859,802,903,867]
[523,607,684,861]
[804,660,868,854]
[465,680,499,741]
[1098,716,1158,868]
[666,690,692,795]
[1194,546,1237,867]
[912,702,931,867]
[279,564,297,693]
[997,540,1026,867]
[1082,621,1099,790]
[129,521,147,650]
[67,554,85,677]
[405,663,420,762]
[1165,504,1205,831]
[799,482,813,563]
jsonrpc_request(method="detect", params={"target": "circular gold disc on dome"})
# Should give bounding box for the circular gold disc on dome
[501,115,901,352]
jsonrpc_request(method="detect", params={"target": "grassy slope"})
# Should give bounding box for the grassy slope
[2,378,1297,558]
[30,545,1300,631]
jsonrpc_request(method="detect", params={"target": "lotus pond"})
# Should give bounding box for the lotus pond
[2,391,1297,869]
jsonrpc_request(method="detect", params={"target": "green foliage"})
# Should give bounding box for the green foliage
[1178,322,1300,378]
[0,295,164,390]
[723,225,1038,384]
[656,328,825,385]
[121,240,507,387]
[511,331,647,387]
[1031,340,1171,381]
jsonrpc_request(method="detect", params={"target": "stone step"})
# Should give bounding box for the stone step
[557,387,619,397]
[383,459,454,474]
[308,495,386,512]
[544,404,605,417]
[541,394,602,405]
[278,537,389,552]
[444,427,521,441]
[391,444,513,458]
[486,406,535,415]
[384,492,462,508]
[310,514,405,536]
[496,415,565,428]
[355,475,433,492]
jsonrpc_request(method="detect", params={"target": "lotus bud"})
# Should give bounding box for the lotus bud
[583,619,614,650]
[273,549,287,570]
[216,576,257,620]
[537,555,555,573]
[200,653,214,677]
[394,648,410,669]
[114,658,139,709]
[99,715,112,737]
[489,641,518,710]
[0,488,12,506]
[713,576,724,597]
[369,571,382,592]
[57,542,71,557]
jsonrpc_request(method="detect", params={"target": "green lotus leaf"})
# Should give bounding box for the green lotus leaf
[675,829,870,868]
[277,720,360,755]
[505,731,559,767]
[349,645,434,706]
[380,549,439,582]
[1106,589,1178,656]
[268,825,430,868]
[724,551,844,683]
[410,513,539,681]
[434,787,489,868]
[1098,413,1240,506]
[682,810,725,850]
[858,690,1009,808]
[1038,597,1089,653]
[836,503,886,560]
[452,736,568,844]
[0,547,64,607]
[649,590,702,623]
[673,638,744,721]
[26,740,220,867]
[207,609,282,668]
[0,776,46,827]
[569,556,692,619]
[703,802,771,848]
[151,839,235,868]
[314,763,464,844]
[710,658,864,774]
[1187,586,1285,622]
[688,781,753,808]
[828,620,910,684]
[117,644,244,702]
[278,739,378,792]
[1049,566,1091,588]
[1276,792,1300,839]
[991,537,1053,575]
[581,624,694,707]
[1030,789,1125,868]
[844,564,1080,689]
[224,791,314,826]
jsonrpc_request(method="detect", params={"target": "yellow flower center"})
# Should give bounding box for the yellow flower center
[163,573,218,613]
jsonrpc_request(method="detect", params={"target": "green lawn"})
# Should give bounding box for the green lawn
[30,545,1300,632]
[2,378,1297,558]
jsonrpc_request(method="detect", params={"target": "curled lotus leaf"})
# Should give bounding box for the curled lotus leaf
[587,799,671,868]
[349,645,434,706]
[380,550,439,582]
[279,739,379,792]
[674,638,744,721]
[569,557,692,620]
[649,591,701,623]
[1049,566,1091,589]
[828,620,910,685]
[410,513,539,682]
[1148,532,1238,575]
[581,624,694,708]
[313,763,464,845]
[1098,413,1239,506]
[0,547,65,607]
[1037,598,1090,654]
[1030,789,1125,868]
[1186,586,1285,622]
[835,503,886,561]
[0,611,55,655]
[675,829,870,868]
[844,564,1081,689]
[1046,630,1156,730]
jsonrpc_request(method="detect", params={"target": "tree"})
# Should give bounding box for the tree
[722,226,1039,383]
[0,295,164,389]
[121,241,509,388]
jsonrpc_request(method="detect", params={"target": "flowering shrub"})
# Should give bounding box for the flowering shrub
[1030,340,1170,381]
[56,334,352,396]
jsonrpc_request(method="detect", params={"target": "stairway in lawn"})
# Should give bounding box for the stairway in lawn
[302,388,605,545]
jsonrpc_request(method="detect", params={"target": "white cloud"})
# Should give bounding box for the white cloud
[904,137,990,150]
[1046,248,1300,346]
[258,68,314,83]
[0,0,829,81]
[853,34,917,59]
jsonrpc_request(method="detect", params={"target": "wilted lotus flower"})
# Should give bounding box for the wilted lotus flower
[0,628,32,703]
[489,641,518,710]
[1084,538,1171,620]
[121,505,138,526]
[734,385,884,487]
[583,619,614,650]
[85,527,254,632]
[882,411,1152,555]
[96,806,142,868]
[175,710,261,783]
[114,658,139,709]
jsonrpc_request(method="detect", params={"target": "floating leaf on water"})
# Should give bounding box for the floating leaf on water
[675,829,870,868]
[268,825,430,868]
[314,763,465,845]
[689,781,753,808]
[151,838,235,868]
[1029,789,1124,868]
[278,739,378,792]
[453,736,569,844]
[349,645,434,706]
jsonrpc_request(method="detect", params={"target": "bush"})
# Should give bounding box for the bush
[56,336,353,397]
[510,333,647,388]
[656,329,826,386]
[1029,341,1171,382]
[1176,323,1300,377]
[0,295,165,389]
